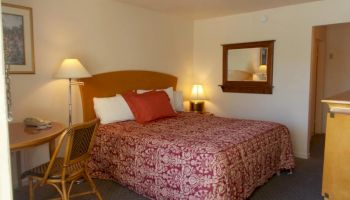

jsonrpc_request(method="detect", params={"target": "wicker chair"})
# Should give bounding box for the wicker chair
[21,119,102,200]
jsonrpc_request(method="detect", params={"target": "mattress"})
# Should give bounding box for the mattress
[88,112,295,200]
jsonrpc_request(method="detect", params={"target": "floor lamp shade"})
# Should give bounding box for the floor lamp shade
[54,59,91,79]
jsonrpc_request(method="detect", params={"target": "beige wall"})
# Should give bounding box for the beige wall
[6,0,350,186]
[193,0,350,158]
[324,23,350,97]
[4,0,193,184]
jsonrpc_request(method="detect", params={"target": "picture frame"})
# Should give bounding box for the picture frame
[2,3,35,74]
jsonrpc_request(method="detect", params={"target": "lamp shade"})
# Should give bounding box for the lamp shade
[258,65,267,73]
[54,59,91,79]
[190,84,206,101]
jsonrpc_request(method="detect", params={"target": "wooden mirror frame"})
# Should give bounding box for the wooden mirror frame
[220,40,275,94]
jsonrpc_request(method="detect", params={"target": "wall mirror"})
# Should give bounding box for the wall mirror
[221,40,275,94]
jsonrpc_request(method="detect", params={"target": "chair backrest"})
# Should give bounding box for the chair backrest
[43,119,100,181]
[64,119,100,166]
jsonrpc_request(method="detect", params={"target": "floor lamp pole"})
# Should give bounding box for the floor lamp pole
[68,78,72,127]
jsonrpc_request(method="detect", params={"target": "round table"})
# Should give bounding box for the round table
[9,122,65,187]
[10,122,65,153]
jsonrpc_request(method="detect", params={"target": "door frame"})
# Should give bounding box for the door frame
[0,3,14,199]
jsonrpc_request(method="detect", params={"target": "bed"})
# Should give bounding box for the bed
[79,70,295,200]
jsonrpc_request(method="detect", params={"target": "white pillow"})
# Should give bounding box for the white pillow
[173,91,184,112]
[93,95,134,124]
[137,87,175,110]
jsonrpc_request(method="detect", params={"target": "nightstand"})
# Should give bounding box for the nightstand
[190,111,213,116]
[201,112,213,116]
[190,100,205,113]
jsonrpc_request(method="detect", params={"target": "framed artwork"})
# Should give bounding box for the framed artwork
[2,3,35,74]
[260,47,268,65]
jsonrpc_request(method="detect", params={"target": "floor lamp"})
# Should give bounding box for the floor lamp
[54,59,91,126]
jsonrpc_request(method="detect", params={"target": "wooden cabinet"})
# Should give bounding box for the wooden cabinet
[322,91,350,200]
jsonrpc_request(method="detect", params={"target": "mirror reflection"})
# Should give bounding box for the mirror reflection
[221,40,275,94]
[227,47,268,82]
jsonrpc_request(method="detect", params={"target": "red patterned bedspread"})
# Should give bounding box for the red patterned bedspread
[88,112,295,200]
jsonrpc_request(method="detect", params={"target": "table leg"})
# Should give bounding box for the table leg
[49,140,56,158]
[16,151,22,188]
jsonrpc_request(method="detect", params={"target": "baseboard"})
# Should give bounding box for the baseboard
[294,151,310,159]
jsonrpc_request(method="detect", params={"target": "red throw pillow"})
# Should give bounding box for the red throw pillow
[122,91,176,124]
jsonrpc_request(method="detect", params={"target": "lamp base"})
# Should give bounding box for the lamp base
[190,101,205,113]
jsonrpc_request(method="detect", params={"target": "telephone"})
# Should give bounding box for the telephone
[23,117,52,129]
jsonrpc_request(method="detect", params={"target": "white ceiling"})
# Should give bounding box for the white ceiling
[116,0,321,19]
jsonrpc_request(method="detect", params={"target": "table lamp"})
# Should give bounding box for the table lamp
[190,84,206,113]
[54,59,91,126]
[253,65,267,81]
[258,64,267,81]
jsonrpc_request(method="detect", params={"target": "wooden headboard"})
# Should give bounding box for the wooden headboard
[78,70,177,122]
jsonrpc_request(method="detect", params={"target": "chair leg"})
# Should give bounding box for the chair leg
[84,171,103,200]
[67,180,75,198]
[61,181,68,200]
[28,177,34,200]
